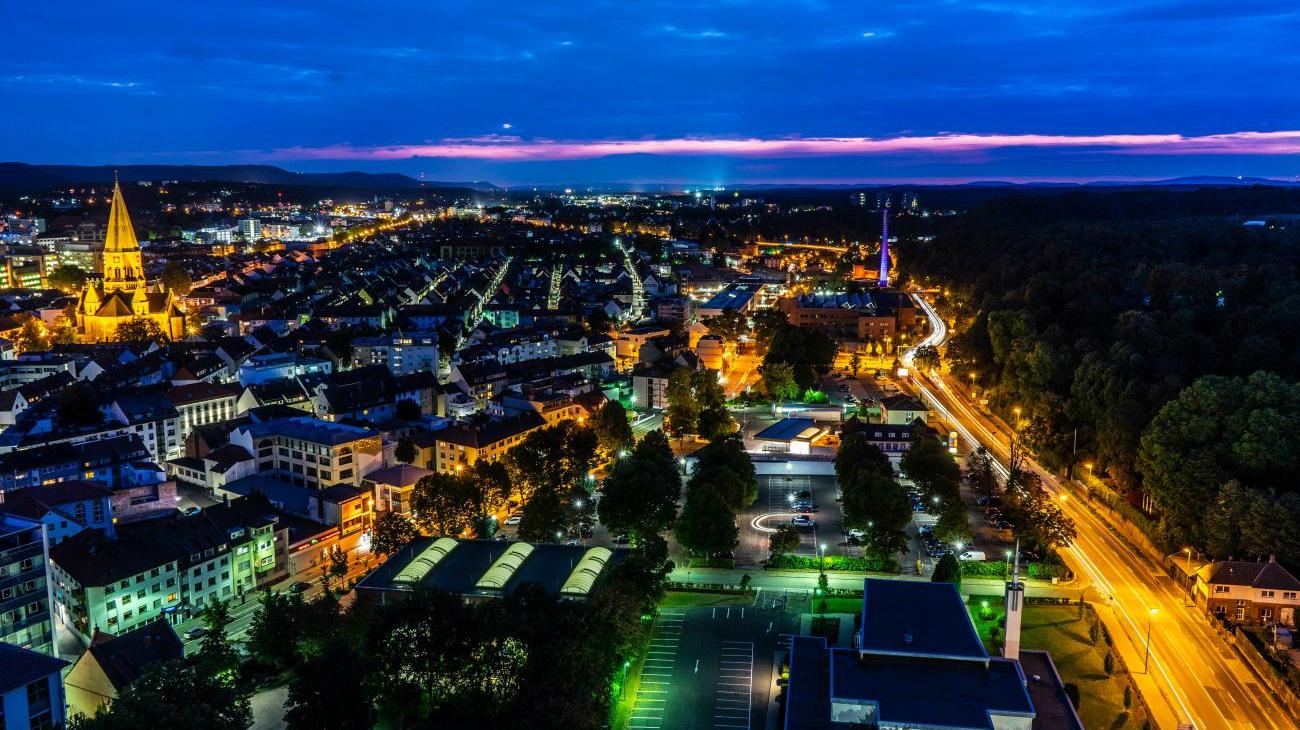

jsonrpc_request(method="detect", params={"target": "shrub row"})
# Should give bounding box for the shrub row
[767,553,899,573]
[960,560,1071,580]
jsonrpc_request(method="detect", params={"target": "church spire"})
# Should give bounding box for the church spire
[104,178,139,253]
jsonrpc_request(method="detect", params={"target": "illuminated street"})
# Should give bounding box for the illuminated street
[906,293,1293,730]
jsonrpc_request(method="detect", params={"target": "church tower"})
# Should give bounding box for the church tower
[75,177,186,342]
[101,180,146,294]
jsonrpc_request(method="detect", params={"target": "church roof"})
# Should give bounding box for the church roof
[95,290,135,318]
[104,181,140,253]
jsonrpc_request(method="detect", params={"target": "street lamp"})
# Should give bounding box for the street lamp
[1144,608,1158,673]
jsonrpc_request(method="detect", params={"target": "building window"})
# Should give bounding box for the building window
[1261,590,1275,599]
[1214,585,1229,594]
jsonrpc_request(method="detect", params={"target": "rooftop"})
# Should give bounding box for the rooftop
[359,537,628,600]
[241,416,379,446]
[828,649,1034,729]
[754,417,822,443]
[859,579,988,661]
[0,643,68,694]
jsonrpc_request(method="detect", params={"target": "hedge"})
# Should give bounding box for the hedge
[960,560,1071,580]
[767,554,899,573]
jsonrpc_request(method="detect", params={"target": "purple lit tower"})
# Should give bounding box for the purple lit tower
[877,201,891,287]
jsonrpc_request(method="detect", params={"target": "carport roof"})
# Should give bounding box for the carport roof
[754,417,820,443]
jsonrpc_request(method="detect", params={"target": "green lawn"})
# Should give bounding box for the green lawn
[822,597,862,615]
[968,603,1133,729]
[658,590,755,608]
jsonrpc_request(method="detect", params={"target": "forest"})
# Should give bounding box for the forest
[900,188,1300,565]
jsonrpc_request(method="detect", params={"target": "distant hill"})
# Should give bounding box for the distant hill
[0,162,499,193]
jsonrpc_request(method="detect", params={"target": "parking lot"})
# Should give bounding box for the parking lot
[625,600,803,730]
[736,473,850,566]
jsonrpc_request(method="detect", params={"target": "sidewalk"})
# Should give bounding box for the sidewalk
[669,565,1085,599]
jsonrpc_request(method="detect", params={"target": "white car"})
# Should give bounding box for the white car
[791,515,815,528]
[504,515,522,526]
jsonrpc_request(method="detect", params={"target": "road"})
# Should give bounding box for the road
[905,292,1291,730]
[176,557,376,655]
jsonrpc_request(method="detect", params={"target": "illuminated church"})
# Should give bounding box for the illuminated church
[75,181,185,342]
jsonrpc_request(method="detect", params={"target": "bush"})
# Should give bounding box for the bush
[959,560,1070,580]
[767,553,898,573]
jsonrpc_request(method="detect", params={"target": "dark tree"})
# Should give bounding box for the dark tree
[46,264,88,292]
[689,434,757,513]
[932,552,963,587]
[159,261,193,295]
[115,317,168,345]
[674,485,738,557]
[597,430,681,542]
[410,472,477,536]
[837,433,911,556]
[284,639,374,730]
[591,399,633,455]
[370,509,420,557]
[394,437,416,464]
[769,524,801,556]
[395,398,422,421]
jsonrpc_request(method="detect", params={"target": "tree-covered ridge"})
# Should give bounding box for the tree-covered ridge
[902,190,1300,563]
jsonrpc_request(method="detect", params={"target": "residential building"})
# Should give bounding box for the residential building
[0,514,56,655]
[1195,557,1300,627]
[778,290,918,343]
[164,382,238,447]
[48,499,282,643]
[352,332,440,376]
[0,643,67,730]
[416,411,545,474]
[236,352,332,386]
[879,394,929,425]
[229,416,383,489]
[615,325,670,363]
[365,464,434,516]
[0,481,114,546]
[64,622,184,720]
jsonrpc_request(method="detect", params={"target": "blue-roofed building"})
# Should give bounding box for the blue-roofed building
[753,417,824,455]
[783,578,1081,730]
[697,283,760,319]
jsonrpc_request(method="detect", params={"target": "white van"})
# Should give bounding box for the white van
[959,550,987,561]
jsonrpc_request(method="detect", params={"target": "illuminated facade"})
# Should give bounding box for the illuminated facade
[74,182,185,342]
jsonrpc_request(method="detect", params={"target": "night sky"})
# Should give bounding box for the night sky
[5,1,1297,185]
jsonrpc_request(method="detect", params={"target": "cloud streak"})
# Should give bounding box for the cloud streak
[258,130,1300,162]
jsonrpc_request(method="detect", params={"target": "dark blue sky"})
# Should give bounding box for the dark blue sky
[5,1,1297,184]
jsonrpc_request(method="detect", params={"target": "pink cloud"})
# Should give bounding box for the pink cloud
[257,130,1300,162]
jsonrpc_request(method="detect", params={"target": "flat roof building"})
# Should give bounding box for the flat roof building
[357,537,627,604]
[782,578,1078,730]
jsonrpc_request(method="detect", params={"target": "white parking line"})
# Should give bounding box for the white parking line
[712,640,754,730]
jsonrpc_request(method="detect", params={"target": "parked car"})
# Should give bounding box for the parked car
[794,500,816,513]
[613,534,631,545]
[797,490,812,500]
[791,515,815,527]
[289,581,311,594]
[182,506,202,517]
[959,550,987,561]
[504,515,522,526]
[184,627,208,641]
[493,533,510,542]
